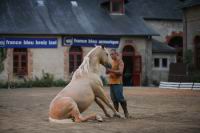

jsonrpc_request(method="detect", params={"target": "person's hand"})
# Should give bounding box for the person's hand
[106,68,112,73]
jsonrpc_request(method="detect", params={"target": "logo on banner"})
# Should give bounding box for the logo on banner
[0,38,5,47]
[0,37,58,48]
[64,37,73,45]
[63,37,120,48]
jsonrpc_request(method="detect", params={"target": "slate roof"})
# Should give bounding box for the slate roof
[152,39,176,53]
[126,0,183,20]
[181,0,200,8]
[0,0,182,35]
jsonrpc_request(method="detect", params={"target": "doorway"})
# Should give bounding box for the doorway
[69,46,83,74]
[13,48,28,77]
[122,45,134,86]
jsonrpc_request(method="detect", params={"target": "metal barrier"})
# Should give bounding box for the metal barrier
[159,81,200,90]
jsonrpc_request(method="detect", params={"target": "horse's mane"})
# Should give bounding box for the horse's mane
[72,46,101,80]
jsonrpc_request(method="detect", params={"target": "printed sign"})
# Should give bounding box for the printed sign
[0,37,58,48]
[63,37,120,48]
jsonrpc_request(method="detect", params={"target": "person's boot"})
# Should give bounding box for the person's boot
[120,101,129,118]
[113,101,119,112]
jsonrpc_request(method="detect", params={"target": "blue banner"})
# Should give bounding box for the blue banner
[63,37,120,48]
[0,37,58,48]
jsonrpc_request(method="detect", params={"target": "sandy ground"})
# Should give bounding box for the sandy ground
[0,87,200,133]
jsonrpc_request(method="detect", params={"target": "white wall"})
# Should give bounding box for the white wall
[152,53,176,82]
[31,37,65,80]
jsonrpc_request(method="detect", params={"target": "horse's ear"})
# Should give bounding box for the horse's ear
[101,44,105,49]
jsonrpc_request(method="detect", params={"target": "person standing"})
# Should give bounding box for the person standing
[107,49,129,118]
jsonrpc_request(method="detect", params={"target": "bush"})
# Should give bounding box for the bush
[190,70,200,82]
[100,75,108,86]
[0,72,69,89]
[31,71,54,87]
[0,49,7,73]
[152,80,159,87]
[53,79,68,87]
[0,82,8,89]
[142,76,149,86]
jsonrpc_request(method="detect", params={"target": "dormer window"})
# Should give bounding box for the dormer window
[36,0,45,7]
[110,0,124,14]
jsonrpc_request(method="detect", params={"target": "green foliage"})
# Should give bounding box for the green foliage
[0,49,7,73]
[53,79,68,87]
[0,81,8,88]
[0,72,69,89]
[190,70,200,83]
[152,80,159,87]
[183,49,200,82]
[31,71,54,87]
[100,75,108,86]
[142,76,149,86]
[183,49,194,72]
[183,49,193,65]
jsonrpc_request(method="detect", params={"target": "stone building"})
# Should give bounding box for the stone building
[182,0,200,69]
[0,0,184,86]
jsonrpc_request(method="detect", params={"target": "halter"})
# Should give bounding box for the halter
[72,46,103,80]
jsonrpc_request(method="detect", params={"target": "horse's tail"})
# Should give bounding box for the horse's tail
[49,117,74,124]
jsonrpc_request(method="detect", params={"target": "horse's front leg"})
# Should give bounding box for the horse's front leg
[95,98,111,117]
[94,86,121,118]
[75,114,102,122]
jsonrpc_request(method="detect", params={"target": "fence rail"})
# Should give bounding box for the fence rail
[159,81,200,90]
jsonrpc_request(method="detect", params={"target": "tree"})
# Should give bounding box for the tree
[0,49,7,73]
[183,49,193,73]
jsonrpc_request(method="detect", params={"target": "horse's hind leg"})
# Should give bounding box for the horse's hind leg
[68,99,102,122]
[50,97,101,123]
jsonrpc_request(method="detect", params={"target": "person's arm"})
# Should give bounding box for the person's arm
[107,60,124,75]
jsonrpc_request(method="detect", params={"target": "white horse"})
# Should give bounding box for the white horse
[49,45,120,123]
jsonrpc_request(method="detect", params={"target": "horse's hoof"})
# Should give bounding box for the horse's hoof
[96,115,103,122]
[113,112,122,118]
[105,113,112,118]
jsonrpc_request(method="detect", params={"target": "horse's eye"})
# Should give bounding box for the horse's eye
[106,53,108,56]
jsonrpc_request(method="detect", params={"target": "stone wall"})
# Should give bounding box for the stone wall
[145,20,183,42]
[119,37,152,85]
[183,5,200,61]
[31,36,64,80]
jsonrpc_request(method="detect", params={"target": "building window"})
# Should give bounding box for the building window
[13,48,28,77]
[154,58,160,68]
[153,58,169,69]
[71,1,78,7]
[36,0,45,6]
[110,0,124,14]
[162,58,168,68]
[69,46,82,73]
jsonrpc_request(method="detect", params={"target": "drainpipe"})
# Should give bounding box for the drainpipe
[183,8,187,55]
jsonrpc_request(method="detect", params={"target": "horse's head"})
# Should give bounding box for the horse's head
[98,45,112,69]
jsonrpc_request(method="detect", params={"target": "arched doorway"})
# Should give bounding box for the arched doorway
[168,36,183,63]
[13,48,28,77]
[122,45,135,86]
[69,46,82,73]
[194,36,200,69]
